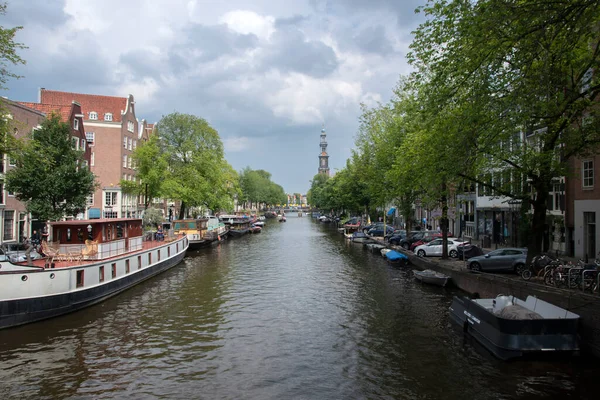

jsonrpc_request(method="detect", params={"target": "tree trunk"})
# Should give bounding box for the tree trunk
[441,182,449,259]
[526,182,550,265]
[178,201,186,220]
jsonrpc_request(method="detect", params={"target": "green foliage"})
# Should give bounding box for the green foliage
[155,112,238,217]
[0,3,26,90]
[239,167,286,207]
[121,133,168,209]
[5,114,97,221]
[142,207,164,229]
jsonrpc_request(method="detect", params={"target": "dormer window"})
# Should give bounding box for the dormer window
[104,113,113,121]
[127,121,134,132]
[89,111,98,120]
[74,119,79,130]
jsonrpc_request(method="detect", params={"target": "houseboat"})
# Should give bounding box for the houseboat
[219,214,252,237]
[0,218,188,330]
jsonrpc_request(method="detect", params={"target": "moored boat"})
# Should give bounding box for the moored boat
[220,214,252,236]
[449,294,580,360]
[385,250,409,266]
[0,218,188,330]
[173,218,210,250]
[413,269,450,287]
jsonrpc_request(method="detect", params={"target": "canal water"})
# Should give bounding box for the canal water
[1,215,599,399]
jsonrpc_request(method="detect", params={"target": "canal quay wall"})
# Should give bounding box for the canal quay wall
[399,247,600,359]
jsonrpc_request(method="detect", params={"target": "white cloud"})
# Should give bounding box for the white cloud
[219,10,275,39]
[224,136,255,152]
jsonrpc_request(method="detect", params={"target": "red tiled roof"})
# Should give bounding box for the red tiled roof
[40,89,127,122]
[18,102,72,122]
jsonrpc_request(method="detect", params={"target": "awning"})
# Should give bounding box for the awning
[387,207,396,216]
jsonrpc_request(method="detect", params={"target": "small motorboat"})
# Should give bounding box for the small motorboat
[449,294,580,360]
[385,250,409,266]
[380,248,392,257]
[366,243,386,254]
[413,269,450,287]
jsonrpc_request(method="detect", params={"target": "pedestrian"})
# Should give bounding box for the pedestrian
[24,234,35,266]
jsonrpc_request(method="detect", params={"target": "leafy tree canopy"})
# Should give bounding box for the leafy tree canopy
[5,113,97,221]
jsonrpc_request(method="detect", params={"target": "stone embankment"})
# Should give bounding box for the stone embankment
[377,239,600,359]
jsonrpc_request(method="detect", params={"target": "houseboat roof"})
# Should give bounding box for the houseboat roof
[49,218,142,226]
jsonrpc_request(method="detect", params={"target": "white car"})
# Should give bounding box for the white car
[414,238,468,258]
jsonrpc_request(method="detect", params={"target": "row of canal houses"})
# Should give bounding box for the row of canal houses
[1,88,159,246]
[391,131,599,260]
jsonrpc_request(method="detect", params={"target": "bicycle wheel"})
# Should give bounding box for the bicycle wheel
[544,270,554,286]
[521,269,532,280]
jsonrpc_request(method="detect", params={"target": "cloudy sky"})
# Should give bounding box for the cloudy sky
[4,0,426,194]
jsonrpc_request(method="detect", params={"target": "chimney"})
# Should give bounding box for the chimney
[38,88,45,103]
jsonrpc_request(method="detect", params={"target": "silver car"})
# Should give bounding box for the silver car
[467,248,528,273]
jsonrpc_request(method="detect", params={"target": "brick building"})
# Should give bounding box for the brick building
[35,89,147,219]
[0,100,46,243]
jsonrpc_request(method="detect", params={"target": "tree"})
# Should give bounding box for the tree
[156,112,232,218]
[121,133,168,209]
[0,2,25,91]
[5,114,97,222]
[407,0,600,259]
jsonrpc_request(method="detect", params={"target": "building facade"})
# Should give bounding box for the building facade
[37,89,145,219]
[0,100,46,243]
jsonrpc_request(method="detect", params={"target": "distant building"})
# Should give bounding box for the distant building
[318,127,330,176]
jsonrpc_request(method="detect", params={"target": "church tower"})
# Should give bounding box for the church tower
[318,126,330,176]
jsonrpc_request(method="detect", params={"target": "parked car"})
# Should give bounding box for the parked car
[0,243,42,263]
[362,222,383,234]
[388,230,407,245]
[414,238,468,258]
[398,231,425,250]
[408,231,446,251]
[456,243,484,260]
[367,225,395,238]
[467,248,528,273]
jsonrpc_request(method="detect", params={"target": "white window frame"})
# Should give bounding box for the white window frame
[71,137,79,150]
[127,121,134,132]
[74,119,79,130]
[86,131,95,145]
[128,138,132,151]
[123,155,127,168]
[127,156,132,169]
[104,113,113,121]
[133,140,137,150]
[81,138,86,150]
[89,111,98,120]
[86,193,94,206]
[123,137,128,149]
[91,152,95,166]
[105,191,118,207]
[583,160,594,189]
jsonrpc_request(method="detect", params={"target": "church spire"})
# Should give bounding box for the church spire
[318,125,330,176]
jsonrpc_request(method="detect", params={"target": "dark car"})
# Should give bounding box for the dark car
[367,225,395,238]
[467,248,528,273]
[388,230,407,245]
[398,231,426,250]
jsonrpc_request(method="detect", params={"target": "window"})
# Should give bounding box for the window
[82,160,88,169]
[89,111,98,120]
[74,119,79,130]
[8,156,16,166]
[133,140,137,150]
[81,138,86,150]
[127,121,134,132]
[583,160,594,189]
[128,138,132,150]
[105,191,118,206]
[138,255,142,269]
[86,194,94,206]
[76,270,85,287]
[125,259,130,274]
[111,263,117,279]
[99,266,105,282]
[3,210,14,240]
[104,211,118,218]
[91,152,95,166]
[158,250,161,261]
[86,131,95,145]
[123,136,128,149]
[127,156,132,169]
[72,137,79,150]
[123,155,127,168]
[104,113,113,121]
